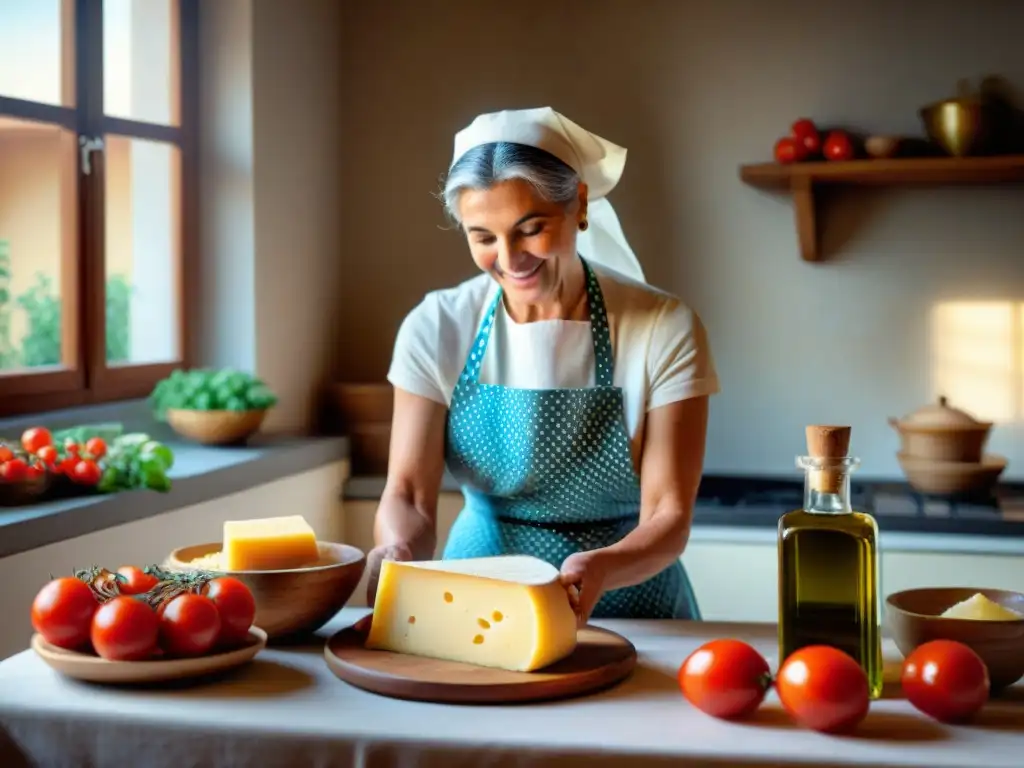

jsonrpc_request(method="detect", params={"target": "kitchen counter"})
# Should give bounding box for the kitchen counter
[1,607,1021,767]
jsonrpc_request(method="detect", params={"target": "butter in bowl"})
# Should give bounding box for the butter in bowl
[166,515,366,641]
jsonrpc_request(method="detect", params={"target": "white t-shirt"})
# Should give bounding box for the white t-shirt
[387,262,720,460]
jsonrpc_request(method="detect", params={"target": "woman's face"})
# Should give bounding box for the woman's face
[457,179,587,308]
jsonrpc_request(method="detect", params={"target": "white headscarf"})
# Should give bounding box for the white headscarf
[450,107,646,284]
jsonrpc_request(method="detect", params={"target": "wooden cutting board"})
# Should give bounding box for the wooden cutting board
[324,624,637,704]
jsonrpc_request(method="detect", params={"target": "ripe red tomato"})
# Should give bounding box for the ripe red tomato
[0,458,28,482]
[116,566,160,596]
[776,646,870,734]
[774,136,808,164]
[25,461,45,479]
[31,577,98,650]
[85,437,107,459]
[0,445,14,463]
[902,640,990,723]
[21,427,52,455]
[678,639,772,719]
[71,459,102,486]
[790,118,821,154]
[91,596,160,661]
[36,445,58,466]
[823,131,855,162]
[159,593,221,657]
[204,577,257,646]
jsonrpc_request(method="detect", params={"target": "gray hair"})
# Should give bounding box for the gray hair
[440,142,580,224]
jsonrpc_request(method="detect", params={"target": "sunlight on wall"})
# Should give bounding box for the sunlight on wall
[930,301,1024,423]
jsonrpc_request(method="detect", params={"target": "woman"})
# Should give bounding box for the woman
[364,107,719,623]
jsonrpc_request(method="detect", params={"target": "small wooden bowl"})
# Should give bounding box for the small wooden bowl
[166,408,269,446]
[166,541,366,641]
[896,452,1007,496]
[886,587,1024,691]
[0,472,54,507]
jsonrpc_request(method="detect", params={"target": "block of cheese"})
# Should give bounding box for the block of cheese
[940,592,1023,621]
[365,555,578,672]
[222,515,320,570]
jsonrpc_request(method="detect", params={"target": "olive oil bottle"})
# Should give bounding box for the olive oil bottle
[778,425,883,699]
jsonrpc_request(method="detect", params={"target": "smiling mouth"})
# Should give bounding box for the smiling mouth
[497,260,543,281]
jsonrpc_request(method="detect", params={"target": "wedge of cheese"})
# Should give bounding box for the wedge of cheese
[365,555,578,672]
[222,515,320,571]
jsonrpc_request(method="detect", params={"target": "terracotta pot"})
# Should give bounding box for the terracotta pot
[888,396,992,463]
[896,452,1006,496]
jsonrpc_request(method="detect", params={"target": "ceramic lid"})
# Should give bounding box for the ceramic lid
[899,396,982,427]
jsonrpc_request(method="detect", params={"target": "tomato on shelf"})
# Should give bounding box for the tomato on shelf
[70,458,103,486]
[776,646,870,734]
[790,118,822,156]
[901,640,990,724]
[0,457,28,482]
[773,136,808,164]
[823,130,856,162]
[678,639,772,720]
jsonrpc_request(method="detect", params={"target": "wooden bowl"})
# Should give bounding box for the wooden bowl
[165,541,366,641]
[886,587,1024,691]
[0,472,54,507]
[166,408,269,446]
[32,627,267,685]
[896,452,1007,496]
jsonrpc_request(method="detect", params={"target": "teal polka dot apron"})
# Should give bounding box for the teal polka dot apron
[441,258,701,620]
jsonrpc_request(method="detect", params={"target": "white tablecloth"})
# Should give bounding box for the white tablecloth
[1,607,1022,767]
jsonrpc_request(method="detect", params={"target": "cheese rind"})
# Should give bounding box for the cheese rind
[365,555,578,672]
[222,515,320,571]
[940,593,1023,621]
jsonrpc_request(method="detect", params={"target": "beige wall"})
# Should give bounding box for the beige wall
[0,462,348,661]
[333,0,1024,480]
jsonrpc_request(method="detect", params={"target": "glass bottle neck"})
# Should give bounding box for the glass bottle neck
[796,455,859,515]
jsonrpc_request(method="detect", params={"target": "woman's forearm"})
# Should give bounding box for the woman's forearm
[599,500,692,590]
[373,485,437,561]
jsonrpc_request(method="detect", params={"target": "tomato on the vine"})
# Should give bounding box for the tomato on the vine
[901,640,990,723]
[204,577,256,646]
[21,427,52,455]
[678,639,772,719]
[85,437,107,459]
[0,458,28,482]
[776,646,870,734]
[91,596,159,661]
[25,461,45,479]
[71,459,102,486]
[31,577,98,650]
[116,566,159,596]
[36,445,58,466]
[159,593,221,657]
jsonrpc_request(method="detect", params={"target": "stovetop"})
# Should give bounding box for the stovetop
[693,475,1024,536]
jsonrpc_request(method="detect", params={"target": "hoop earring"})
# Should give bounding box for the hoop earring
[579,219,589,231]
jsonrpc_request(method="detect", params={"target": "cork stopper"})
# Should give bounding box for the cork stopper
[805,425,851,493]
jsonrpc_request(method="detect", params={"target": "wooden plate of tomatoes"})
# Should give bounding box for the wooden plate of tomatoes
[32,626,268,685]
[30,565,267,685]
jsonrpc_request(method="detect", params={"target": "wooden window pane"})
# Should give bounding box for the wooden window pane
[0,0,75,108]
[103,0,179,127]
[103,135,180,366]
[0,117,78,378]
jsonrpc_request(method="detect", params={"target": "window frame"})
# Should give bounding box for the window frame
[0,0,198,418]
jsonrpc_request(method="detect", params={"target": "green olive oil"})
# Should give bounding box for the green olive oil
[777,425,884,700]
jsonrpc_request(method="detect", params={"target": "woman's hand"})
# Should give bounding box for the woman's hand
[559,550,611,626]
[354,542,414,634]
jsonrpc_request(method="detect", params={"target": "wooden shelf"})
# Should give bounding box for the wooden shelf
[738,155,1024,262]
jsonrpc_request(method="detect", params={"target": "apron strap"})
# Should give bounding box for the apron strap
[457,256,615,387]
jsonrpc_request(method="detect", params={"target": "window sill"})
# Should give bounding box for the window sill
[0,399,349,558]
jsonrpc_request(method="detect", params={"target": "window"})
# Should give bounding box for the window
[0,0,197,417]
